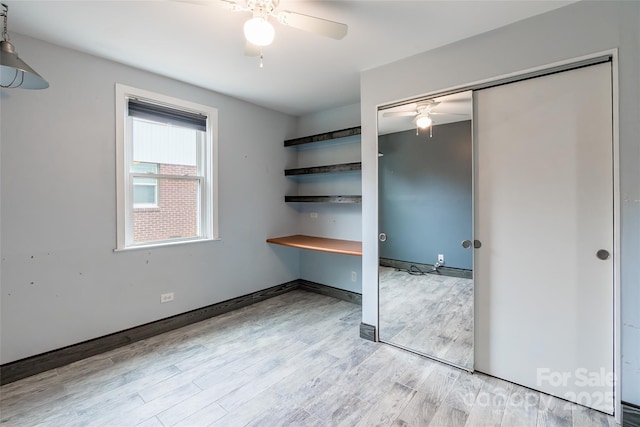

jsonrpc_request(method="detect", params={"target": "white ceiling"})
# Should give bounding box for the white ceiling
[8,1,573,117]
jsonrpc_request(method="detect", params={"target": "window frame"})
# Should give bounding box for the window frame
[115,84,219,251]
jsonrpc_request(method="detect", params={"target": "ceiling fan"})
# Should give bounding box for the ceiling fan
[185,0,348,64]
[383,100,466,134]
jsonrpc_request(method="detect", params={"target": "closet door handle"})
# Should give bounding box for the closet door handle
[596,249,610,260]
[462,240,482,249]
[379,233,387,242]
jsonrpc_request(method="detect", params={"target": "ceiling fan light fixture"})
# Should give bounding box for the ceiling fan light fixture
[243,16,275,47]
[416,114,432,129]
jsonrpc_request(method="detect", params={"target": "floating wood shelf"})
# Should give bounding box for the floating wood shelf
[266,234,362,256]
[284,126,361,147]
[285,162,362,176]
[285,195,362,203]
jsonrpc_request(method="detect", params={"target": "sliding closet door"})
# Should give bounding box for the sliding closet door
[474,62,614,414]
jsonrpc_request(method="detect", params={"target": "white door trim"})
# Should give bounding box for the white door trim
[610,48,622,425]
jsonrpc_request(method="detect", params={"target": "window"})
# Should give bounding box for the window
[115,84,218,249]
[132,162,158,208]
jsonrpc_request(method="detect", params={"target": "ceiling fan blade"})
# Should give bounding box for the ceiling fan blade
[218,0,247,11]
[277,11,348,40]
[244,41,260,57]
[383,111,417,117]
[417,101,440,109]
[429,112,468,116]
[434,98,468,103]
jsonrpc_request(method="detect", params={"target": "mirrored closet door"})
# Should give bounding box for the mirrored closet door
[377,91,474,370]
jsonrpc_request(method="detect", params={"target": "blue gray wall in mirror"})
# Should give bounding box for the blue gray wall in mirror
[378,120,472,270]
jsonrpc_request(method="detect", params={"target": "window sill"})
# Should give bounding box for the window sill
[113,237,221,252]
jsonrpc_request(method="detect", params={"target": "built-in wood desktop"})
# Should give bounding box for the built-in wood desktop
[266,234,362,256]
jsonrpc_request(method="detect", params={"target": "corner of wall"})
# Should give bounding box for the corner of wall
[290,103,364,294]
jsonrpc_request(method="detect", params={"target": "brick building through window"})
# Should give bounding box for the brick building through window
[133,163,198,243]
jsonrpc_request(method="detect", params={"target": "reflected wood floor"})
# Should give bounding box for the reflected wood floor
[379,266,474,369]
[0,290,616,426]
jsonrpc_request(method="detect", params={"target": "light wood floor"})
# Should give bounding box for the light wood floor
[0,290,617,426]
[378,266,473,369]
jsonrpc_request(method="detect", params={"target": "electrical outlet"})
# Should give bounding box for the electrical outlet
[310,212,318,219]
[351,271,357,282]
[438,254,445,264]
[160,292,174,303]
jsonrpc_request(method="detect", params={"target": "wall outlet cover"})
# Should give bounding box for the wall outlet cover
[160,292,174,303]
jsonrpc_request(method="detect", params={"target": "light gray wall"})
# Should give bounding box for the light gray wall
[379,121,472,270]
[300,250,362,294]
[360,1,639,404]
[0,34,300,364]
[297,102,360,137]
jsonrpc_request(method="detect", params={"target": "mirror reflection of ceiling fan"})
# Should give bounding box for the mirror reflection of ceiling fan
[383,100,466,133]
[182,0,348,66]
